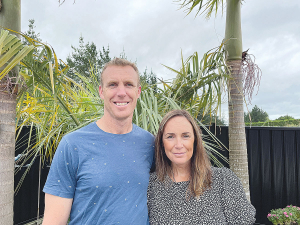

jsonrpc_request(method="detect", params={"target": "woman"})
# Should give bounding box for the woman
[147,110,256,224]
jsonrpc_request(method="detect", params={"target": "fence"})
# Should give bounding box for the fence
[204,125,300,225]
[14,125,300,224]
[14,126,49,225]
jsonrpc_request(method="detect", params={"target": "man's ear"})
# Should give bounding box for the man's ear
[137,85,141,98]
[99,85,104,100]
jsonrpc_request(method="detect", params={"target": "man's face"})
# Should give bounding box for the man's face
[99,65,141,122]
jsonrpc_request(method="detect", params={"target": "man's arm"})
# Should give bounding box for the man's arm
[42,194,73,225]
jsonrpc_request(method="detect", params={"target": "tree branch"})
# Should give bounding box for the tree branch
[59,0,76,6]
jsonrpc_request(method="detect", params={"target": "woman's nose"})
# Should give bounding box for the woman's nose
[175,138,183,148]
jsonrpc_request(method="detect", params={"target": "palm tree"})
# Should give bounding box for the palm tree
[0,0,34,222]
[0,30,35,224]
[0,26,81,222]
[178,0,251,200]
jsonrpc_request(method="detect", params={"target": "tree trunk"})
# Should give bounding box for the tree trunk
[0,90,16,225]
[227,60,251,201]
[0,0,21,224]
[225,0,251,201]
[0,0,21,37]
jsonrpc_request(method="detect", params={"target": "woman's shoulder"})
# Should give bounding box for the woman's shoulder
[211,167,239,181]
[149,172,170,186]
[149,172,158,182]
[211,166,234,175]
[148,172,165,192]
[211,167,245,194]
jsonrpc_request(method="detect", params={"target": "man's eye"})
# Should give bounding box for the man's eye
[109,83,116,87]
[126,83,134,87]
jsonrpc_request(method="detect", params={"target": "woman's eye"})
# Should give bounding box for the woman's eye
[166,135,173,139]
[183,135,190,138]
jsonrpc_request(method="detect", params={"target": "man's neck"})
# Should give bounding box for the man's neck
[96,116,133,134]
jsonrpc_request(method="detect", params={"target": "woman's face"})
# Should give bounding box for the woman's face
[162,116,195,168]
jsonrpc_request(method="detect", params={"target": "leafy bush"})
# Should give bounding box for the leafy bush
[245,119,300,127]
[267,205,300,225]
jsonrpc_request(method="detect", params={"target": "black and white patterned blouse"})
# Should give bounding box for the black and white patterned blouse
[147,167,256,225]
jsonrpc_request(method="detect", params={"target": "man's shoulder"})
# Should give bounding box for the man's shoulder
[63,122,98,141]
[132,124,154,139]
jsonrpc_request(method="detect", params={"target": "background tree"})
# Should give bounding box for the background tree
[117,50,158,92]
[272,115,300,127]
[224,0,252,201]
[140,68,158,93]
[244,105,268,123]
[178,0,262,200]
[66,36,110,81]
[276,115,295,121]
[22,19,41,45]
[22,21,158,93]
[244,113,300,127]
[0,1,22,224]
[198,112,226,126]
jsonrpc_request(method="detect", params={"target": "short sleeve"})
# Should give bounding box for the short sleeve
[43,137,79,199]
[219,168,256,224]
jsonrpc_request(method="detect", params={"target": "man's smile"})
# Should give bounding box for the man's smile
[114,102,129,106]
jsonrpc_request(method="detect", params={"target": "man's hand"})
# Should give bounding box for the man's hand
[42,194,73,225]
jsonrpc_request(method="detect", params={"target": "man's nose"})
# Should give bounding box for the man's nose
[117,85,126,97]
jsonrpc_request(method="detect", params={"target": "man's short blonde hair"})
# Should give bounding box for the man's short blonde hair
[100,58,140,86]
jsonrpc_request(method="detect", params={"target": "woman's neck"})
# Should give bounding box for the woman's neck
[170,163,191,182]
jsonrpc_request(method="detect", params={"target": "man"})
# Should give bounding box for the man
[42,58,154,225]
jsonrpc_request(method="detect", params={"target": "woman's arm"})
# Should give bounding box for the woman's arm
[220,168,256,225]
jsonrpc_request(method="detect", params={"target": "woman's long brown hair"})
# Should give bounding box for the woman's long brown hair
[155,109,212,198]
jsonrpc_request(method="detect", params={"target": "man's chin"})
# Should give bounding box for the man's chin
[113,113,134,121]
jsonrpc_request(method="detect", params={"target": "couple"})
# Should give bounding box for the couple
[42,58,256,225]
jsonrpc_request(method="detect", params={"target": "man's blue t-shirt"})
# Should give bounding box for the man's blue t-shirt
[43,122,154,225]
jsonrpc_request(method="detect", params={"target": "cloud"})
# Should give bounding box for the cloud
[21,0,300,120]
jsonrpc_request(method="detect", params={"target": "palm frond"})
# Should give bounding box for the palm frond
[177,0,224,19]
[0,29,34,80]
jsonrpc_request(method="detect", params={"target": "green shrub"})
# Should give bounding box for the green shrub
[267,205,300,225]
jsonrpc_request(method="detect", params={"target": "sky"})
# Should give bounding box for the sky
[21,0,300,121]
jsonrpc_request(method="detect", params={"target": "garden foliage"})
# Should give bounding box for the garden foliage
[268,205,300,225]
